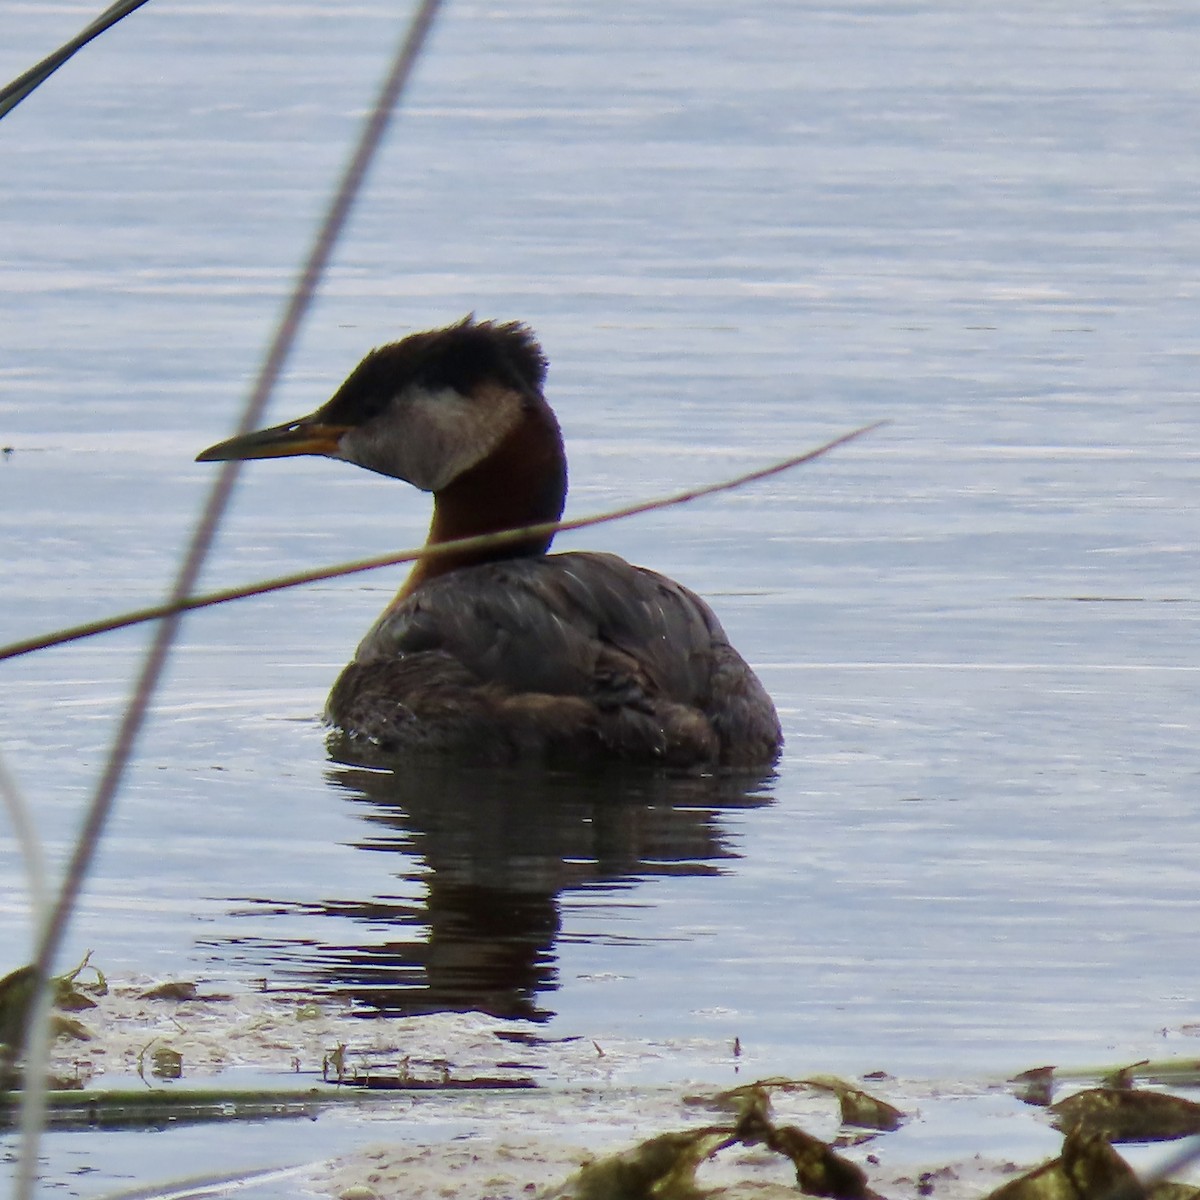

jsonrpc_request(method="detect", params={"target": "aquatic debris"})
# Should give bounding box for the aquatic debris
[1050,1087,1200,1143]
[549,1078,874,1200]
[800,1075,906,1132]
[1011,1067,1057,1108]
[348,1074,537,1091]
[720,1083,871,1197]
[760,1124,872,1199]
[49,1017,90,1043]
[151,1047,183,1080]
[702,1080,776,1123]
[543,1127,734,1200]
[1027,1058,1200,1092]
[984,1130,1143,1200]
[140,981,199,1002]
[701,1076,904,1134]
[0,1082,332,1130]
[1102,1062,1150,1091]
[0,951,105,1055]
[981,1127,1200,1200]
[136,1043,183,1082]
[324,1042,348,1083]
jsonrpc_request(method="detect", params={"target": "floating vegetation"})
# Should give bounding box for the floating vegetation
[983,1129,1191,1200]
[142,1045,184,1082]
[547,1127,737,1200]
[800,1075,907,1132]
[1050,1088,1200,1144]
[0,952,107,1087]
[0,1082,334,1131]
[1012,1067,1058,1108]
[2,974,1200,1197]
[547,1079,1200,1200]
[0,951,105,1039]
[0,976,573,1127]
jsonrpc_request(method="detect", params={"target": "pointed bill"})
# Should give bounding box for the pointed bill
[196,417,350,463]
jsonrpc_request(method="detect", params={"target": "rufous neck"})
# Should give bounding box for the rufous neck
[400,401,567,597]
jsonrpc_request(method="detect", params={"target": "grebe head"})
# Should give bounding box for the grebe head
[196,317,552,494]
[198,317,568,581]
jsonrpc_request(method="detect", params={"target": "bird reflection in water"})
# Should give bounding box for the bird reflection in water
[211,763,775,1021]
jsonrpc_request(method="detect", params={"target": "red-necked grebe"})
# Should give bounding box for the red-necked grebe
[197,317,782,767]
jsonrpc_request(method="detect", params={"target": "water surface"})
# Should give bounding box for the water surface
[1,0,1199,1191]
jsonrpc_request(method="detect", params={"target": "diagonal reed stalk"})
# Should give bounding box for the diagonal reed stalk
[12,3,446,1198]
[0,0,153,121]
[0,755,47,931]
[0,421,884,665]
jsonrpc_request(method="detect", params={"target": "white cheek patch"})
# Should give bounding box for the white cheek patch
[341,384,522,492]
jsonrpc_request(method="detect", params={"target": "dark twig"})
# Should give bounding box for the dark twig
[15,4,445,1198]
[0,0,153,121]
[0,421,885,665]
[1126,1135,1200,1198]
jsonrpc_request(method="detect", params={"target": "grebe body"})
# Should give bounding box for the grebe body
[198,318,782,768]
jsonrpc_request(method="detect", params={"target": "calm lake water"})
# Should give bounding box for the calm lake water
[1,0,1199,1192]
